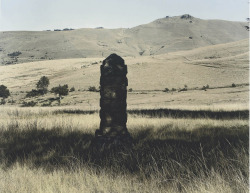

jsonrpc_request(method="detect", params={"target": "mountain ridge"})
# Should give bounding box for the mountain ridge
[0,14,248,65]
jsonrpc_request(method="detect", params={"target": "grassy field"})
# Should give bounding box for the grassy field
[0,106,248,193]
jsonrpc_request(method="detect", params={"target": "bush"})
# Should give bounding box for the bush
[179,88,187,92]
[26,89,42,98]
[70,87,75,92]
[0,85,10,99]
[8,98,16,105]
[202,85,209,90]
[0,98,6,105]
[180,14,193,19]
[179,85,188,92]
[8,51,22,57]
[163,88,169,92]
[171,88,177,91]
[22,101,37,107]
[88,86,98,92]
[232,83,236,87]
[128,88,133,92]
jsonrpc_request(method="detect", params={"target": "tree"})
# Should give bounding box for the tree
[36,76,50,94]
[0,85,10,105]
[51,84,69,105]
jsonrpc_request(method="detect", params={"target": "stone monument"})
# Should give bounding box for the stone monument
[94,53,132,149]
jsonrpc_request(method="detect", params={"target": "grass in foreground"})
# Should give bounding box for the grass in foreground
[0,107,248,193]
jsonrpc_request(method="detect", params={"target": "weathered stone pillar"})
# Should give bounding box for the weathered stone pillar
[94,53,132,148]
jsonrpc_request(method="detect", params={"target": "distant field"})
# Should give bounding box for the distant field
[0,107,248,193]
[0,39,248,109]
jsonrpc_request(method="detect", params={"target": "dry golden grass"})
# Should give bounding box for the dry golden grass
[0,105,248,132]
[0,39,248,92]
[0,39,248,110]
[1,162,247,193]
[0,107,248,193]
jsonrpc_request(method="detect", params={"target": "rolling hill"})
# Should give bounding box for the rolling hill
[0,38,248,108]
[0,14,248,65]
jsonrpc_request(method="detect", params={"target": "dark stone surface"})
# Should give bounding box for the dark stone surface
[93,53,132,150]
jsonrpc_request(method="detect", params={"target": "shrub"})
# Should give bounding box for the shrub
[232,83,236,87]
[0,85,10,99]
[179,85,188,92]
[0,98,6,105]
[88,86,98,92]
[202,85,209,90]
[8,51,22,57]
[8,98,16,105]
[180,14,193,19]
[70,87,75,92]
[128,88,133,92]
[139,51,145,56]
[22,101,37,107]
[171,88,176,91]
[179,88,187,92]
[26,89,42,98]
[163,88,169,92]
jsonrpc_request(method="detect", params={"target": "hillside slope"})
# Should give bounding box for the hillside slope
[0,39,248,108]
[0,14,248,65]
[0,39,248,92]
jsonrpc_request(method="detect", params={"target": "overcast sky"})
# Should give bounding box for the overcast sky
[0,0,249,31]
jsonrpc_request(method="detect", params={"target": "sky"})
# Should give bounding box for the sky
[0,0,249,31]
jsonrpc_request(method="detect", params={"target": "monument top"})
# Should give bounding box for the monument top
[103,53,125,66]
